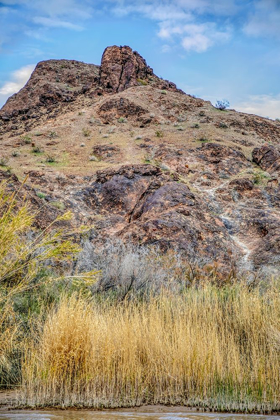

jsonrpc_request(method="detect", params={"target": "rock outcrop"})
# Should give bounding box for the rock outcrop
[99,45,180,94]
[99,46,154,93]
[252,145,280,174]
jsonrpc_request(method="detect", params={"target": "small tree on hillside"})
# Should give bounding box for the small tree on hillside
[215,99,230,110]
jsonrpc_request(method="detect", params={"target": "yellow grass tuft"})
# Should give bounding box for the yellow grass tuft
[22,283,280,411]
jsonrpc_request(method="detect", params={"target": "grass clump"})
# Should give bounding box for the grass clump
[50,201,65,211]
[22,282,280,411]
[155,130,164,138]
[137,78,148,86]
[49,131,58,139]
[45,155,56,164]
[0,157,9,167]
[11,151,20,158]
[82,128,91,137]
[21,136,32,145]
[36,191,46,199]
[253,169,270,185]
[198,137,210,143]
[32,146,43,154]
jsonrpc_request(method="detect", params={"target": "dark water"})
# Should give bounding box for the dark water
[0,411,279,420]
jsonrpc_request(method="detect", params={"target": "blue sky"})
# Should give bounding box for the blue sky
[0,0,280,119]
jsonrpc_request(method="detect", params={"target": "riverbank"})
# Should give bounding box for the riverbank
[1,403,280,419]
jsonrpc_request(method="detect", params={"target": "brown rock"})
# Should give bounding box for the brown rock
[229,178,254,192]
[252,145,280,174]
[99,45,153,93]
[98,97,147,124]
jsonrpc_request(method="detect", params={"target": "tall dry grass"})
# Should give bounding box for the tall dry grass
[22,282,280,411]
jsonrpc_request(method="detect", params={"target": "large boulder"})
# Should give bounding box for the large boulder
[252,145,280,174]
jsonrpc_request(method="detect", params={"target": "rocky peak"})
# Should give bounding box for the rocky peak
[99,45,154,93]
[0,45,182,135]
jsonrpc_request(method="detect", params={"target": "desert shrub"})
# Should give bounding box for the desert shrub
[215,100,230,110]
[73,240,237,301]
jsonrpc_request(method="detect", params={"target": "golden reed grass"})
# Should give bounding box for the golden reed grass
[22,283,280,411]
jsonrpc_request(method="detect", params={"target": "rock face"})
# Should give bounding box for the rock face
[99,45,180,94]
[252,145,280,174]
[99,46,154,93]
[74,165,234,265]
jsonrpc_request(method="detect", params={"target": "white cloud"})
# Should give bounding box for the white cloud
[0,64,35,108]
[244,0,280,39]
[112,3,192,21]
[0,0,93,50]
[1,0,93,19]
[33,16,84,31]
[158,22,232,53]
[111,0,238,17]
[111,0,233,53]
[234,94,280,120]
[182,33,211,52]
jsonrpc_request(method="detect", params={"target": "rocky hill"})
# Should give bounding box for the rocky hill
[1,45,280,275]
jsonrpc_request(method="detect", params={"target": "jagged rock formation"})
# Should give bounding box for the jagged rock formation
[99,45,180,93]
[1,45,280,275]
